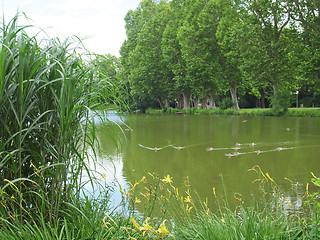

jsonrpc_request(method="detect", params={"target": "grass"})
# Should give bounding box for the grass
[146,107,320,117]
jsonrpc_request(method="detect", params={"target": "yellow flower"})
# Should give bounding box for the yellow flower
[285,198,292,208]
[130,217,141,231]
[176,188,179,197]
[140,217,153,231]
[156,219,170,235]
[11,195,14,199]
[101,173,107,180]
[119,186,128,195]
[186,204,193,213]
[213,187,217,198]
[184,196,191,203]
[140,176,146,182]
[135,197,141,204]
[161,174,173,184]
[221,218,226,223]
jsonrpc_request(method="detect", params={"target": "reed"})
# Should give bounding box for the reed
[0,13,123,232]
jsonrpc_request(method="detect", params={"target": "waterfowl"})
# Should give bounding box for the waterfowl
[206,147,214,152]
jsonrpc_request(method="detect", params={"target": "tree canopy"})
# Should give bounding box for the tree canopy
[119,0,320,111]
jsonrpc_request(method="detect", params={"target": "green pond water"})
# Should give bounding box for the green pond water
[95,113,320,210]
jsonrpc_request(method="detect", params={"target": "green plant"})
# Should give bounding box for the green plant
[0,13,124,230]
[219,98,235,110]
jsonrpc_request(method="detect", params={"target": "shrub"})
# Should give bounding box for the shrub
[271,89,293,111]
[219,98,235,110]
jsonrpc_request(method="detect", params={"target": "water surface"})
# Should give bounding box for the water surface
[97,113,320,210]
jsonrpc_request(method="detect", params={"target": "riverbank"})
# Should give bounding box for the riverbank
[146,107,320,117]
[2,170,318,239]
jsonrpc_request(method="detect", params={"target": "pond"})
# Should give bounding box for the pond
[94,113,320,211]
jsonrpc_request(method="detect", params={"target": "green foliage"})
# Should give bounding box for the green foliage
[0,13,124,231]
[120,0,320,111]
[271,89,293,111]
[219,98,235,110]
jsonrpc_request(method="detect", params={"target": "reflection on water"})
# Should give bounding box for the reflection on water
[91,113,320,211]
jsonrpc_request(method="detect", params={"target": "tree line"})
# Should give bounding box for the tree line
[104,0,320,111]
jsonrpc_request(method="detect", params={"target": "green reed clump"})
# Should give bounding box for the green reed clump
[0,13,124,233]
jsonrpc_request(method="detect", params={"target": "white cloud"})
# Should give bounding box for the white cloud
[0,0,141,56]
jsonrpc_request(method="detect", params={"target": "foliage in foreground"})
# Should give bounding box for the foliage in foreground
[0,13,124,237]
[2,162,320,239]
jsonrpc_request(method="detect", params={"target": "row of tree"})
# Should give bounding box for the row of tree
[109,0,320,110]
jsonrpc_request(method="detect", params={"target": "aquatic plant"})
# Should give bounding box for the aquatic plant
[0,13,123,231]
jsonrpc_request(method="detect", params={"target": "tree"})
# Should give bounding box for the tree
[177,0,221,109]
[239,0,294,110]
[121,0,174,109]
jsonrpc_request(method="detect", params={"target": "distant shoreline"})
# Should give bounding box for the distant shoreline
[145,107,320,117]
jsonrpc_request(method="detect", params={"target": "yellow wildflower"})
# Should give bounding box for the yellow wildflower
[101,173,107,180]
[285,198,292,208]
[213,187,217,198]
[176,188,179,197]
[156,219,170,235]
[140,217,153,231]
[221,218,226,223]
[186,204,193,213]
[120,186,128,195]
[266,172,278,187]
[140,176,146,182]
[162,174,173,184]
[11,195,14,199]
[184,196,191,203]
[135,197,141,204]
[130,217,141,231]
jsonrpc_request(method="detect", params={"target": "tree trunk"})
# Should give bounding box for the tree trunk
[193,96,199,109]
[230,85,239,110]
[177,94,183,109]
[201,95,209,109]
[183,91,190,109]
[208,92,216,109]
[157,97,164,109]
[165,98,170,108]
[272,82,280,109]
[259,88,266,109]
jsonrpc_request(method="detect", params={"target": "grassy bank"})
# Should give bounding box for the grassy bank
[2,167,320,239]
[146,107,320,117]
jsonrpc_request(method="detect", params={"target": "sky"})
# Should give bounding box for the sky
[1,0,142,56]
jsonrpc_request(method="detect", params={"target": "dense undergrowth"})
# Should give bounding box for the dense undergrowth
[146,107,320,117]
[1,14,320,239]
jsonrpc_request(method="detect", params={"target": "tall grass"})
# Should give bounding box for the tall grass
[0,13,123,235]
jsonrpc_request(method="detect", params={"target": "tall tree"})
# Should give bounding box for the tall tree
[215,0,244,110]
[177,0,221,109]
[121,0,174,108]
[240,0,294,109]
[290,0,320,102]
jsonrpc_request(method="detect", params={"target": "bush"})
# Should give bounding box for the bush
[271,90,293,111]
[219,98,235,110]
